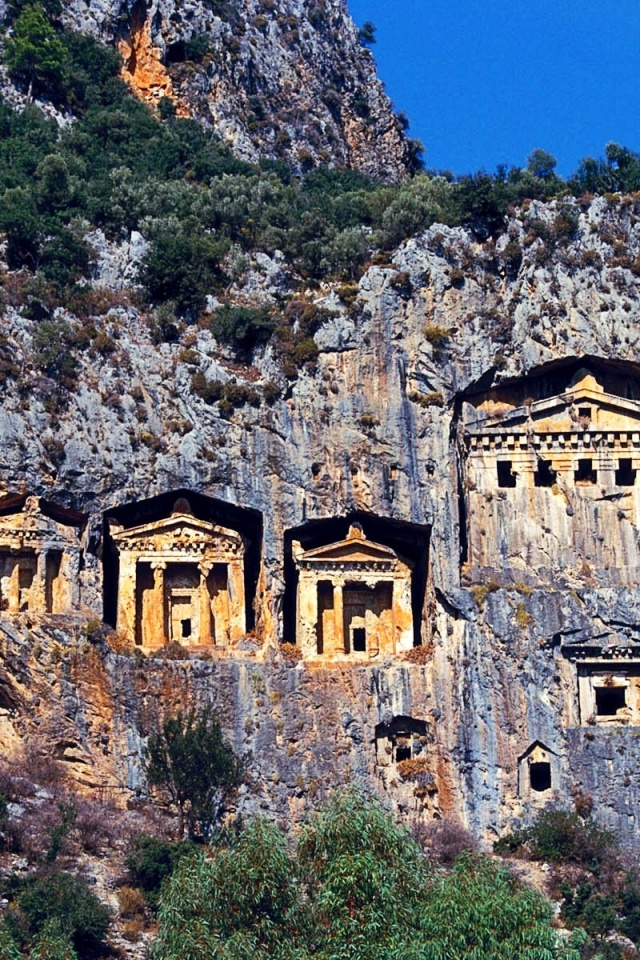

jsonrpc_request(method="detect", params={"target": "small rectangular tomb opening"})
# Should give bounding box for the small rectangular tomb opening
[595,685,627,717]
[615,458,636,487]
[575,458,597,485]
[534,460,556,488]
[497,460,516,488]
[530,762,552,793]
[578,406,592,422]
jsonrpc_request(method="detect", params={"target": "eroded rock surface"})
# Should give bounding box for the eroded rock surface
[2,195,640,843]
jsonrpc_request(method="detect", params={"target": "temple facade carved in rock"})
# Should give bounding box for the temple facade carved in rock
[463,366,640,585]
[292,524,414,659]
[109,498,246,649]
[0,494,85,615]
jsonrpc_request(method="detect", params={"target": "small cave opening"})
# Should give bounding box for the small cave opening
[595,685,627,716]
[374,716,429,764]
[575,459,597,485]
[529,761,552,793]
[283,513,430,648]
[497,460,516,488]
[103,489,263,632]
[616,459,636,487]
[165,40,186,64]
[534,460,556,488]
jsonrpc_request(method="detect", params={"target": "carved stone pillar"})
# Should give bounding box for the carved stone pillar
[332,582,344,655]
[297,569,318,657]
[117,553,137,641]
[198,563,213,646]
[35,551,47,613]
[8,559,20,613]
[148,562,166,649]
[227,559,246,642]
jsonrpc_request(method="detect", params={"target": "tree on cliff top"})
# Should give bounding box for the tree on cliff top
[4,4,68,101]
[144,707,245,840]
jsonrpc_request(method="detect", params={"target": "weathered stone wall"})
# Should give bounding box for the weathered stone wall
[2,197,640,842]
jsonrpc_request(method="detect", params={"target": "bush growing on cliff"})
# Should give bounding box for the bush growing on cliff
[144,707,245,840]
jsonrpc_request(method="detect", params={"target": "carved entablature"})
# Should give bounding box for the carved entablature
[0,494,85,615]
[292,524,414,660]
[556,627,640,726]
[111,500,247,651]
[462,366,640,585]
[465,368,640,476]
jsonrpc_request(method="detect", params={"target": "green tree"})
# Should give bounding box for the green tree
[358,21,376,44]
[30,918,78,960]
[419,855,584,959]
[4,4,69,100]
[151,819,303,960]
[138,223,229,317]
[144,707,245,840]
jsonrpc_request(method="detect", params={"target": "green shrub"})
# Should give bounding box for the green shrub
[139,225,229,317]
[4,4,68,101]
[126,835,196,909]
[210,304,276,356]
[16,871,111,956]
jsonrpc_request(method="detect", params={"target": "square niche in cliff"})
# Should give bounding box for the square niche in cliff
[291,524,414,660]
[577,666,640,725]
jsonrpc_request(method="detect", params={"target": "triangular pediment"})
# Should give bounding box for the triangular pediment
[300,539,398,563]
[113,513,241,548]
[467,369,640,433]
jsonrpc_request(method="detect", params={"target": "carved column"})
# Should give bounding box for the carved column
[8,558,20,613]
[198,563,213,646]
[149,562,166,649]
[227,559,246,642]
[332,582,345,655]
[117,553,137,641]
[297,569,318,657]
[36,551,47,613]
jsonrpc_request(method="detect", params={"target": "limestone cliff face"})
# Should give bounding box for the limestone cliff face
[2,195,640,843]
[54,0,412,179]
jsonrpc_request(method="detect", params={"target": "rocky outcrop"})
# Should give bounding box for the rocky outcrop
[2,194,640,845]
[56,0,413,179]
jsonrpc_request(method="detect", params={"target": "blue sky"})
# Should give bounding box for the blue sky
[347,0,640,177]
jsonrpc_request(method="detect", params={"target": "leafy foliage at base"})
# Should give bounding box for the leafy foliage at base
[151,791,582,960]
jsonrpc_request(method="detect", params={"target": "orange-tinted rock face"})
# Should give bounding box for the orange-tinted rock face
[118,9,188,116]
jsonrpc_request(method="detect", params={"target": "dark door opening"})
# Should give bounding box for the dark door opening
[575,459,597,484]
[530,762,551,792]
[615,459,636,487]
[352,628,366,652]
[595,685,626,716]
[534,460,556,487]
[181,618,192,639]
[497,461,516,488]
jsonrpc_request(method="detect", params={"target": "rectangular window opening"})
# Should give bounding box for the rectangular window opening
[530,762,551,792]
[578,406,592,421]
[595,685,626,717]
[534,460,556,488]
[497,460,516,488]
[352,627,366,652]
[615,458,636,487]
[575,458,597,484]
